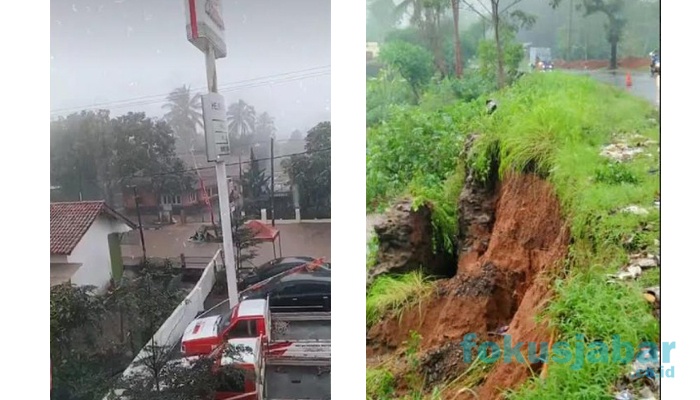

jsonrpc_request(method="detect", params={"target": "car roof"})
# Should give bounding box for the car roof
[257,256,315,270]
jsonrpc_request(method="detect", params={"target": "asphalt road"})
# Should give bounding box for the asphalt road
[567,69,660,105]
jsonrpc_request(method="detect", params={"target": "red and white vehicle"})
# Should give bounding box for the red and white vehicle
[181,298,331,361]
[174,335,330,400]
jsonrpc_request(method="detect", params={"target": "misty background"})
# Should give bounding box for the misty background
[51,0,331,138]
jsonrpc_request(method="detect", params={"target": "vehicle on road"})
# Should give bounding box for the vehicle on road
[238,256,316,291]
[650,50,660,77]
[175,335,330,400]
[241,264,331,313]
[181,298,331,358]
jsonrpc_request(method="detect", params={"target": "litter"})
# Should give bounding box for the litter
[607,266,642,282]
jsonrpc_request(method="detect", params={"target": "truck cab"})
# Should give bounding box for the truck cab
[182,298,331,360]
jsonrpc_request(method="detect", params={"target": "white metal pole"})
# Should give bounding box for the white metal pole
[205,43,238,307]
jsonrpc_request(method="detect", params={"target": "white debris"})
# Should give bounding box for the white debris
[621,205,649,215]
[607,265,642,282]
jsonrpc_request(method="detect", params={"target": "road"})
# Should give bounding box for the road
[567,69,660,105]
[122,222,331,266]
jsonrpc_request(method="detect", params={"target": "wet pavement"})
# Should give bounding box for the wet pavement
[567,69,660,105]
[122,221,331,266]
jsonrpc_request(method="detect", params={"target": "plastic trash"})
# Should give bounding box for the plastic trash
[615,389,634,400]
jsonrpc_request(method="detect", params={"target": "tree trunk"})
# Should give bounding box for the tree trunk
[609,39,618,70]
[492,2,506,89]
[451,0,463,78]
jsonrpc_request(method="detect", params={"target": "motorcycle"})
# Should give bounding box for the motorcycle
[649,52,660,77]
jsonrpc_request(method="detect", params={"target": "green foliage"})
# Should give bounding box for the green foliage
[241,147,270,216]
[379,40,435,99]
[461,73,659,399]
[367,231,380,270]
[162,85,203,152]
[52,265,187,400]
[366,101,479,209]
[50,110,195,203]
[367,68,415,126]
[366,368,396,400]
[594,161,639,185]
[477,35,525,85]
[283,122,331,217]
[366,272,435,327]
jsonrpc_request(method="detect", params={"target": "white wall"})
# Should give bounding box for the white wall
[69,216,132,291]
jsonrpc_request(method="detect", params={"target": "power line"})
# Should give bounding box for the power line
[131,147,329,181]
[50,65,331,115]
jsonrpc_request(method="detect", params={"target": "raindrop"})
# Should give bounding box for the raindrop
[55,19,62,26]
[72,4,78,12]
[126,26,134,37]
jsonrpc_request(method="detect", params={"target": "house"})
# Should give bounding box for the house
[50,201,135,290]
[366,42,380,61]
[121,150,245,218]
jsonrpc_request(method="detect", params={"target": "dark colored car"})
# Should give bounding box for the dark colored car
[240,265,331,312]
[237,256,315,291]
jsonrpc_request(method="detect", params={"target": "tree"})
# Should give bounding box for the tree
[283,122,331,218]
[161,85,203,152]
[109,112,195,202]
[462,0,535,88]
[550,0,626,69]
[227,100,256,155]
[451,0,463,77]
[379,41,435,100]
[51,110,112,202]
[50,111,194,206]
[241,148,270,216]
[396,0,451,77]
[367,0,401,42]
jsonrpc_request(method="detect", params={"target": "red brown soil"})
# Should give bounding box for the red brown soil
[367,174,570,399]
[554,56,649,70]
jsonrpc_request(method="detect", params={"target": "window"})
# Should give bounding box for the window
[160,194,182,205]
[225,319,256,339]
[188,191,197,203]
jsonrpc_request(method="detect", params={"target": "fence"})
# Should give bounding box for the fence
[103,249,223,399]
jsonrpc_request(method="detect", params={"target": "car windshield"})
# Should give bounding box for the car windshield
[217,308,234,334]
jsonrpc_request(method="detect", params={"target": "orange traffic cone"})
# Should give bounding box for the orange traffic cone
[625,72,632,88]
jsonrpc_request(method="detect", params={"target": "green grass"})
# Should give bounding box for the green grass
[367,368,396,400]
[461,72,660,399]
[366,272,435,327]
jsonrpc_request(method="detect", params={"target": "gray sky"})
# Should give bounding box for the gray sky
[50,0,330,137]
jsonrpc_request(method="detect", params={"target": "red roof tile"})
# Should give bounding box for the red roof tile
[50,201,135,255]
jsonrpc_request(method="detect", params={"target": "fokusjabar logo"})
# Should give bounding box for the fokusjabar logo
[205,0,225,31]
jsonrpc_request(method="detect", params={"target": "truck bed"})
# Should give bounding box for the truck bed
[270,313,331,342]
[264,364,331,400]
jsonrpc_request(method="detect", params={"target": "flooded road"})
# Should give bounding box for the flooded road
[567,69,659,105]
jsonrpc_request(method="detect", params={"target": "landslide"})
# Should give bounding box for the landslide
[367,171,569,399]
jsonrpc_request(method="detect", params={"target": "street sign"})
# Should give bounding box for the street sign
[201,93,230,161]
[185,0,227,58]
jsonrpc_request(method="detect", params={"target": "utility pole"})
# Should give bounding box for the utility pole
[132,186,147,262]
[204,43,239,306]
[186,0,237,306]
[270,137,275,227]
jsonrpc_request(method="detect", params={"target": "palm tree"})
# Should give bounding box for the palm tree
[255,112,276,140]
[395,0,449,77]
[227,100,256,155]
[162,85,202,151]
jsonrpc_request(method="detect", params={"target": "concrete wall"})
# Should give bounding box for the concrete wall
[68,216,132,291]
[105,250,223,399]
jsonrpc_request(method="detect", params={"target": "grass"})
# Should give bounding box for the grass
[461,72,659,399]
[367,368,396,400]
[366,71,659,399]
[366,272,436,327]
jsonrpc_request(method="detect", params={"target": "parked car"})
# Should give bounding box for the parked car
[237,256,315,290]
[241,265,331,312]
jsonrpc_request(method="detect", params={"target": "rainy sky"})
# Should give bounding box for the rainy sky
[50,0,331,137]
